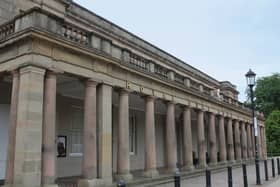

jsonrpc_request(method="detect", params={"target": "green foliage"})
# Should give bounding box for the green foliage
[265,110,280,155]
[255,73,280,117]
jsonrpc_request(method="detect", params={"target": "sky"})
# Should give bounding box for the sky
[74,0,280,102]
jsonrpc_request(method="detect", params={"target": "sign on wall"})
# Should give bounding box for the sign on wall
[57,136,67,157]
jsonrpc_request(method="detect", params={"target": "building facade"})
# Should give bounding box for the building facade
[0,0,266,187]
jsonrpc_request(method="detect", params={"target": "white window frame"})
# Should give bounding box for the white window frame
[69,106,83,157]
[129,114,137,155]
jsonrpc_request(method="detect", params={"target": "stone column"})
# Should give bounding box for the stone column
[234,120,241,161]
[182,106,194,170]
[258,126,263,160]
[116,89,132,180]
[208,112,217,166]
[5,70,19,185]
[227,118,235,163]
[241,121,248,160]
[143,96,158,177]
[246,123,253,159]
[218,115,227,163]
[197,109,206,168]
[251,124,255,157]
[166,102,177,172]
[42,71,57,186]
[97,84,113,184]
[263,127,267,159]
[13,66,45,187]
[81,80,98,181]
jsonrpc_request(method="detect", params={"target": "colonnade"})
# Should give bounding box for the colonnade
[3,66,267,187]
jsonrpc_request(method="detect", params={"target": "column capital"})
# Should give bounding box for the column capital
[118,87,132,94]
[208,108,219,115]
[10,69,19,77]
[85,79,98,87]
[181,104,191,111]
[143,95,155,101]
[20,65,46,76]
[233,118,240,123]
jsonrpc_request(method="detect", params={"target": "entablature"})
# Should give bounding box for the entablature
[0,7,264,122]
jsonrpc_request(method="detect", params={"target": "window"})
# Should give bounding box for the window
[69,106,83,157]
[129,114,137,155]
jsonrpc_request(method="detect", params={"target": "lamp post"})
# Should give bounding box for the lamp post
[245,69,261,185]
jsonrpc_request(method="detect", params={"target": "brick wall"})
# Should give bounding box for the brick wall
[0,0,16,25]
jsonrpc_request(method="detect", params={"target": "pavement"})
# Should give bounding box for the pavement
[179,160,280,187]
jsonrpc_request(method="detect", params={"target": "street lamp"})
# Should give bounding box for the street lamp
[245,69,261,185]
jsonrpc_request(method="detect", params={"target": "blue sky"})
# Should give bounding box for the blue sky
[74,0,280,102]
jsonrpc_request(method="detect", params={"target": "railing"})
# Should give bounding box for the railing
[204,87,211,95]
[175,73,184,84]
[0,21,14,40]
[129,53,148,70]
[62,24,89,46]
[190,80,200,91]
[154,65,168,79]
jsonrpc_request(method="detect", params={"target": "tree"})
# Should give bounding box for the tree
[255,73,280,117]
[265,110,280,156]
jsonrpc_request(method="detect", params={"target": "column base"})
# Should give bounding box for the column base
[114,173,133,182]
[1,185,12,187]
[142,169,159,178]
[234,159,242,164]
[2,185,59,187]
[218,161,228,165]
[42,184,59,187]
[208,162,217,168]
[196,163,207,169]
[181,165,194,171]
[227,160,236,165]
[78,178,112,187]
[164,167,178,174]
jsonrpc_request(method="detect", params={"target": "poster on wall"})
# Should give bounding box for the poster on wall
[57,136,67,157]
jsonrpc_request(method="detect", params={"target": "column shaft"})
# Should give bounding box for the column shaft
[182,106,194,170]
[227,118,234,162]
[117,89,132,180]
[42,71,57,184]
[209,113,217,165]
[263,126,267,159]
[247,123,253,159]
[258,126,263,160]
[234,120,241,161]
[5,70,19,185]
[82,80,97,179]
[241,121,248,160]
[97,84,113,181]
[251,125,255,157]
[218,115,227,163]
[144,96,158,177]
[166,102,177,172]
[13,66,45,187]
[197,110,206,168]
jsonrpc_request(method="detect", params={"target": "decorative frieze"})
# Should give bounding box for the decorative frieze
[0,21,14,40]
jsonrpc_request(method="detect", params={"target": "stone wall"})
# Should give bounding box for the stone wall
[0,0,16,25]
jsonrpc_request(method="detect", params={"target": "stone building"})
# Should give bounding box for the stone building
[0,0,267,187]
